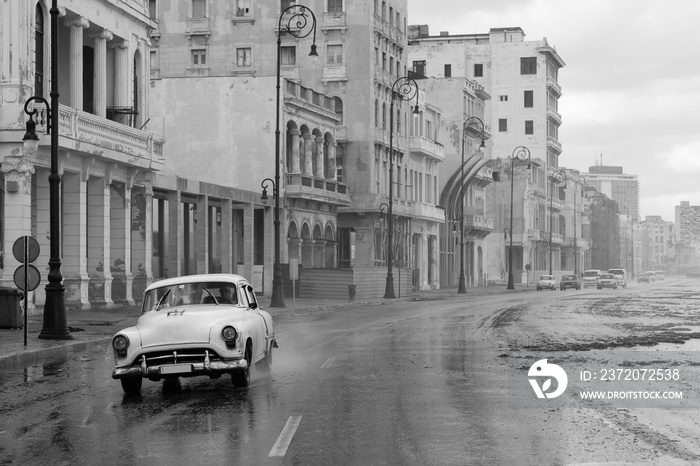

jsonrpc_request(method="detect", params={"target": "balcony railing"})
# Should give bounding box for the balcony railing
[285,173,351,204]
[412,202,445,222]
[464,215,494,231]
[42,104,165,169]
[409,136,445,161]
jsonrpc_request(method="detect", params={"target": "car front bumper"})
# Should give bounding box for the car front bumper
[112,355,248,381]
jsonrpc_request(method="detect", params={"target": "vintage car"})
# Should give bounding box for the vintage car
[608,268,627,288]
[582,269,602,289]
[111,274,275,394]
[536,275,557,291]
[597,273,618,289]
[655,271,666,280]
[639,271,656,283]
[560,274,581,291]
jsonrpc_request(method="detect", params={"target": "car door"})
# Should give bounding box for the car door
[240,283,266,363]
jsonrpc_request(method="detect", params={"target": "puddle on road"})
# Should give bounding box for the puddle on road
[23,361,66,382]
[599,339,700,352]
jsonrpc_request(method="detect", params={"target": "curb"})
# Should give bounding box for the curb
[0,336,113,369]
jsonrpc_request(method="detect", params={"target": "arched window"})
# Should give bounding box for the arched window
[333,96,343,124]
[34,4,45,96]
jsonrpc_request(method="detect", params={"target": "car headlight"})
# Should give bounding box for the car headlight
[222,326,238,343]
[113,334,129,353]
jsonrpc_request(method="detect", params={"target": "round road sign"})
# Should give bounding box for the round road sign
[14,264,41,292]
[12,236,40,263]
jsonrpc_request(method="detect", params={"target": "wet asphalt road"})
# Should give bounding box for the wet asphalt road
[0,283,695,465]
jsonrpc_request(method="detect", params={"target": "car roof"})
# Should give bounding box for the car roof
[144,273,249,292]
[600,274,614,277]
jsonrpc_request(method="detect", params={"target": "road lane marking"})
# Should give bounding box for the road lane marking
[269,415,302,457]
[320,356,335,369]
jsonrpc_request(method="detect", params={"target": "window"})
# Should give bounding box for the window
[192,0,206,18]
[333,96,343,123]
[149,0,157,19]
[499,95,508,102]
[281,0,295,11]
[235,0,251,16]
[34,4,44,97]
[474,63,483,77]
[236,47,251,67]
[327,44,343,64]
[328,0,343,13]
[499,119,507,132]
[524,90,533,108]
[192,49,206,67]
[521,57,537,74]
[412,60,425,77]
[525,120,534,135]
[281,46,296,65]
[382,52,386,70]
[444,64,451,77]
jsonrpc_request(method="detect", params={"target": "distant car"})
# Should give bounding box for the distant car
[537,275,557,291]
[560,274,581,291]
[597,273,618,289]
[582,269,602,289]
[655,271,665,280]
[642,271,656,283]
[638,272,650,283]
[608,268,627,288]
[111,274,275,395]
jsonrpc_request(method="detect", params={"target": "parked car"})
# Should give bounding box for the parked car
[560,274,581,291]
[638,272,651,283]
[640,271,656,283]
[608,268,627,288]
[111,274,275,395]
[655,271,665,280]
[582,269,602,289]
[597,273,618,289]
[537,274,557,291]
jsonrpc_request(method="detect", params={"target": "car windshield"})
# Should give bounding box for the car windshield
[609,269,624,275]
[600,274,614,279]
[562,275,576,280]
[142,281,238,313]
[646,272,655,276]
[540,276,553,280]
[583,271,599,278]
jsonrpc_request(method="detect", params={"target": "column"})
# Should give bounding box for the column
[35,170,50,309]
[66,17,89,110]
[303,134,313,176]
[327,141,337,180]
[220,199,233,273]
[167,190,182,278]
[111,40,130,109]
[242,202,255,281]
[110,181,129,305]
[87,177,113,307]
[290,129,301,174]
[315,137,324,178]
[429,236,438,289]
[62,172,90,309]
[90,29,113,118]
[195,195,209,273]
[130,185,149,298]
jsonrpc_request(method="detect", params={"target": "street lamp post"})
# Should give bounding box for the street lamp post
[456,117,486,294]
[384,77,419,299]
[266,5,318,308]
[548,169,566,276]
[21,0,71,340]
[507,146,531,289]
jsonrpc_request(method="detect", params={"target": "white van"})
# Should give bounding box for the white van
[608,268,627,288]
[582,269,602,288]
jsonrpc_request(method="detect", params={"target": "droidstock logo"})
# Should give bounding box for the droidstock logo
[528,359,568,399]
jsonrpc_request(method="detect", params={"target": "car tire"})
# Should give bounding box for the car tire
[121,377,142,395]
[232,342,252,388]
[597,286,602,290]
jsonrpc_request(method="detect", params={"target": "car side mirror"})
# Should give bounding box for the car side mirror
[249,302,258,310]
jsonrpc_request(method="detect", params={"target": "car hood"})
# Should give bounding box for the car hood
[135,305,246,348]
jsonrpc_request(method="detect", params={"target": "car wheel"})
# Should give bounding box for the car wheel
[120,377,142,395]
[232,342,252,388]
[597,286,602,290]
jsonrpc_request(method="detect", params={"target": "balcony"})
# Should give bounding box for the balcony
[472,166,494,188]
[547,106,562,126]
[412,202,445,222]
[186,17,210,35]
[284,173,351,206]
[31,104,165,170]
[284,80,338,119]
[321,12,347,34]
[546,75,562,97]
[547,136,562,155]
[409,136,445,162]
[463,215,494,238]
[549,197,565,212]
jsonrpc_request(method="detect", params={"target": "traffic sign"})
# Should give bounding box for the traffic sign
[12,236,40,263]
[14,264,41,292]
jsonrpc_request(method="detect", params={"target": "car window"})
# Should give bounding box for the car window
[583,271,599,277]
[562,275,575,280]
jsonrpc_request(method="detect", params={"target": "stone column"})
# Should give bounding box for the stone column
[66,17,89,110]
[303,134,313,176]
[242,203,255,280]
[87,176,113,307]
[315,137,324,178]
[220,199,233,273]
[90,29,113,118]
[328,141,337,180]
[167,190,182,278]
[290,129,301,174]
[111,40,130,110]
[61,171,90,309]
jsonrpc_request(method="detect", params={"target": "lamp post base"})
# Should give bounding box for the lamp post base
[457,275,467,294]
[384,275,396,299]
[269,277,286,308]
[507,272,515,290]
[38,291,72,340]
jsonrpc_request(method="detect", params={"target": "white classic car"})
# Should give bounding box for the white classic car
[111,274,275,394]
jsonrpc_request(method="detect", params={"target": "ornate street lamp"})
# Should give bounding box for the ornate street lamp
[549,169,566,276]
[384,77,420,299]
[456,117,486,294]
[265,5,318,308]
[507,146,531,289]
[22,0,71,340]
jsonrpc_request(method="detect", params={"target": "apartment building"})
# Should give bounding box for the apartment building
[640,215,674,273]
[408,26,568,283]
[0,0,162,312]
[582,165,640,221]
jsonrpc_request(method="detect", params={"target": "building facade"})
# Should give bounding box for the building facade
[675,201,700,271]
[0,0,162,312]
[582,165,640,221]
[407,26,568,284]
[640,215,674,273]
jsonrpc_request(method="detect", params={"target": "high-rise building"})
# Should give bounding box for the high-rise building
[674,201,700,270]
[641,215,674,272]
[408,26,568,283]
[582,165,640,221]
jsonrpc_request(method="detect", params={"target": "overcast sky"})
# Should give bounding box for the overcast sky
[408,0,700,223]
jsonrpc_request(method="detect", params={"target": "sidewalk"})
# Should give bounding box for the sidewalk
[0,284,533,369]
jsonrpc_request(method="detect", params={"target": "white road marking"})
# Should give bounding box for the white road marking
[269,415,302,457]
[320,356,336,369]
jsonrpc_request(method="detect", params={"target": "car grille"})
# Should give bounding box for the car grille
[131,348,223,367]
